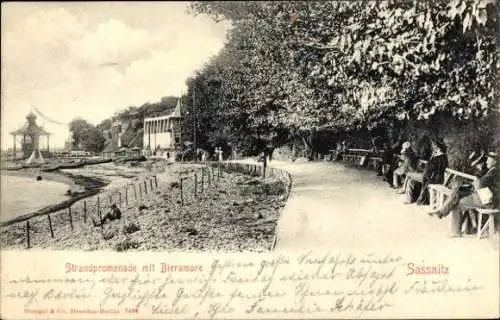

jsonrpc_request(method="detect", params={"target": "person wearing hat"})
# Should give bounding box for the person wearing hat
[404,138,449,204]
[429,151,498,237]
[393,141,418,190]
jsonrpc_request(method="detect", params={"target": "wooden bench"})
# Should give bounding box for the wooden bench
[342,150,365,165]
[368,157,382,170]
[474,208,500,239]
[428,168,478,211]
[340,149,385,171]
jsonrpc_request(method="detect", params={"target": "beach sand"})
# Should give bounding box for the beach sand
[0,163,287,252]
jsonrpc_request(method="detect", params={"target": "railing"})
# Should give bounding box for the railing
[213,161,293,201]
[212,161,293,251]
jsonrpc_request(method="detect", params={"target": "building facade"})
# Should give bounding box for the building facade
[143,98,182,160]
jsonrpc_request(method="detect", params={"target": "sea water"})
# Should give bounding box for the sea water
[0,175,69,222]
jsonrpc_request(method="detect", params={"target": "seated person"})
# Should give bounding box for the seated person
[393,142,418,189]
[404,139,448,204]
[469,149,488,176]
[428,151,498,237]
[379,139,404,187]
[92,203,122,227]
[335,141,347,161]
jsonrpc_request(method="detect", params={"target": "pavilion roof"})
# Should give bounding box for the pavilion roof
[170,98,182,118]
[10,122,51,136]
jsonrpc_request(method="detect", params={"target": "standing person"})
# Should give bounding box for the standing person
[404,138,448,205]
[266,145,274,162]
[217,147,223,162]
[428,151,498,237]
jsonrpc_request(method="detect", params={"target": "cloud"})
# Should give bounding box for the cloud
[70,19,152,69]
[1,3,228,149]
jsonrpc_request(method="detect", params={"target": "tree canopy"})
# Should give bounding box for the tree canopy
[69,118,105,152]
[186,0,498,155]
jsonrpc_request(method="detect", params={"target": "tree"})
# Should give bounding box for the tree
[69,118,93,150]
[82,127,106,152]
[69,118,105,152]
[187,0,497,158]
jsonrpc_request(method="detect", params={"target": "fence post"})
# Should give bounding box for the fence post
[201,171,204,195]
[69,207,74,230]
[218,164,221,180]
[83,201,87,223]
[144,180,148,194]
[119,192,122,206]
[97,196,102,227]
[109,194,113,206]
[154,175,158,189]
[26,221,30,249]
[125,188,128,205]
[180,177,184,206]
[150,178,153,191]
[48,215,54,238]
[134,184,138,200]
[263,160,267,179]
[194,173,198,199]
[208,167,211,186]
[139,183,143,198]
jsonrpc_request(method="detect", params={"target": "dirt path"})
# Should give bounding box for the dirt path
[232,159,498,253]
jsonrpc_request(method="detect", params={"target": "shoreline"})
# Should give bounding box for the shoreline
[1,169,88,193]
[0,169,108,227]
[1,163,289,251]
[0,164,149,227]
[1,167,109,198]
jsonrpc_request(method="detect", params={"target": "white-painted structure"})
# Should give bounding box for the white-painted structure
[143,98,182,159]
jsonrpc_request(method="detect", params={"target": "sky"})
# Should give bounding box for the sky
[1,2,229,150]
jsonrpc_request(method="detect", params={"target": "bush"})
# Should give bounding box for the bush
[263,180,287,195]
[114,238,140,252]
[123,222,140,234]
[102,230,114,240]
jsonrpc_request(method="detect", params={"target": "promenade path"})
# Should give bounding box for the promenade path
[230,158,499,318]
[233,159,499,253]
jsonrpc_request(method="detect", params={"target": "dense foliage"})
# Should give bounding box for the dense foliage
[92,96,179,150]
[186,0,498,157]
[69,118,106,152]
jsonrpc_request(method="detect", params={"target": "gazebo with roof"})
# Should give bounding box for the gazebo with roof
[10,112,51,163]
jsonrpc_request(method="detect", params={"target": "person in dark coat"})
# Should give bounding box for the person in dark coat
[428,151,498,237]
[379,137,404,187]
[404,139,448,204]
[92,204,122,227]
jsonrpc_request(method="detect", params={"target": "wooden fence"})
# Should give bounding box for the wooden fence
[5,160,293,251]
[17,174,160,249]
[213,161,293,251]
[4,159,171,249]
